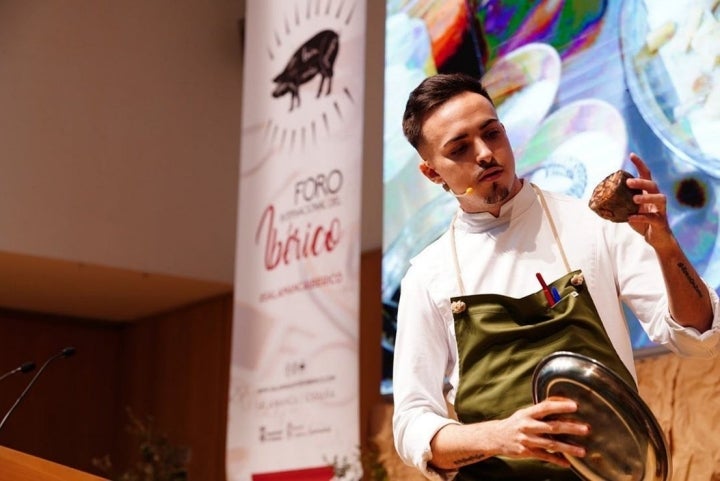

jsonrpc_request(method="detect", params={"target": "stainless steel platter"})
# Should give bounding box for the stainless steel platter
[532,351,671,481]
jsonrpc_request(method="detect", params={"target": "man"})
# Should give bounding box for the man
[392,72,719,480]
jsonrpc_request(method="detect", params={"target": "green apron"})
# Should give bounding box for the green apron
[449,185,636,481]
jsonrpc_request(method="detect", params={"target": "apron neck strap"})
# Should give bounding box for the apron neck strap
[450,183,573,296]
[531,183,573,273]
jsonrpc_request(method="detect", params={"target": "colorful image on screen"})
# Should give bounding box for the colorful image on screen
[381,0,720,394]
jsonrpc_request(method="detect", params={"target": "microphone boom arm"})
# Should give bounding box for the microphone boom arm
[0,347,75,432]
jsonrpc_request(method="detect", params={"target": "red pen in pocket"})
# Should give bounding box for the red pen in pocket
[536,272,555,307]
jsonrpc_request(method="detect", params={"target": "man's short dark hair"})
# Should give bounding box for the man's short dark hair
[402,73,494,149]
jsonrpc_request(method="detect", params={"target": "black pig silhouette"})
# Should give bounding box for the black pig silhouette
[272,29,339,112]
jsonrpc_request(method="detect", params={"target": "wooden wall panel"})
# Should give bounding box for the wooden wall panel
[360,249,383,449]
[117,294,233,481]
[0,293,234,481]
[0,309,122,476]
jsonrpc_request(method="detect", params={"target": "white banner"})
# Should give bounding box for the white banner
[227,0,366,480]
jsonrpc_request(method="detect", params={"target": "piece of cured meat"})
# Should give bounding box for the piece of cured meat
[588,170,642,222]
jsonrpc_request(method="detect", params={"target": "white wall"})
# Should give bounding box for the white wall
[0,0,384,320]
[0,1,245,284]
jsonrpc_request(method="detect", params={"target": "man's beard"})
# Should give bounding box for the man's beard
[482,182,511,205]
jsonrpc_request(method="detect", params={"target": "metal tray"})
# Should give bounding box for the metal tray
[532,351,671,481]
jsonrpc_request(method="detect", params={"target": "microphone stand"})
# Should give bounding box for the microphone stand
[0,347,76,432]
[0,362,35,383]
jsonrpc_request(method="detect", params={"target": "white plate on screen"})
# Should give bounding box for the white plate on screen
[483,42,562,153]
[516,99,628,202]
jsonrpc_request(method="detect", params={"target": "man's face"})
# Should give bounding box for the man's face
[417,91,521,215]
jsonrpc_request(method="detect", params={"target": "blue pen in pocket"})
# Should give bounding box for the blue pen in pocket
[550,286,561,303]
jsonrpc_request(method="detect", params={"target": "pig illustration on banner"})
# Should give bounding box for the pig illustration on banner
[272,29,340,112]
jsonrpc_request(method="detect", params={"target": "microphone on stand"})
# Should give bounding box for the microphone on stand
[0,361,36,383]
[0,346,76,432]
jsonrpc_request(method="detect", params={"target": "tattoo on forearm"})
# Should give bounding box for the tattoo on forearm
[678,262,704,299]
[453,454,487,466]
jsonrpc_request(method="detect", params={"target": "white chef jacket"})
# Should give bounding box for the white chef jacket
[392,181,720,480]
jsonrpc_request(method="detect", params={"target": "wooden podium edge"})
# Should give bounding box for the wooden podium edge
[0,445,110,481]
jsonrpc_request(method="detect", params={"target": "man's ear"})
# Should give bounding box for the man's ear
[419,162,444,185]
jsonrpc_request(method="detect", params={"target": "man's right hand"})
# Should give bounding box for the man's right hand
[428,397,589,470]
[490,398,589,467]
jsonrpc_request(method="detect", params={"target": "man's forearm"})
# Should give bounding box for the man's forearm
[429,422,493,470]
[657,239,713,332]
